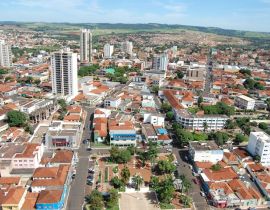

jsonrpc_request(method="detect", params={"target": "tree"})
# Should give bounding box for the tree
[161,103,172,113]
[211,163,222,171]
[156,160,176,174]
[109,147,132,163]
[175,129,194,146]
[180,195,192,208]
[156,177,175,204]
[202,102,235,116]
[132,175,144,190]
[121,166,131,184]
[151,85,159,95]
[34,79,41,85]
[6,111,27,127]
[193,132,208,141]
[137,151,149,167]
[254,155,261,162]
[208,131,229,146]
[149,176,159,190]
[166,111,174,121]
[197,96,203,107]
[234,133,248,145]
[148,141,158,166]
[106,188,119,209]
[225,119,236,129]
[177,71,184,79]
[239,69,251,76]
[85,190,104,210]
[180,175,192,193]
[110,176,124,189]
[0,69,7,74]
[259,122,268,131]
[203,122,208,132]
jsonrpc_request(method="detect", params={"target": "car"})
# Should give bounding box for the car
[87,180,93,186]
[88,168,95,173]
[200,191,205,197]
[193,178,199,184]
[71,173,76,179]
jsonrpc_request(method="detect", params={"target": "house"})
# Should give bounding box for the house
[201,167,238,183]
[143,112,165,126]
[21,192,39,210]
[0,187,26,210]
[189,141,224,163]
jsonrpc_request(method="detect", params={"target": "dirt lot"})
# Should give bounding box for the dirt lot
[119,192,160,210]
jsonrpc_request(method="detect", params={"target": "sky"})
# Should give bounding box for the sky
[0,0,270,32]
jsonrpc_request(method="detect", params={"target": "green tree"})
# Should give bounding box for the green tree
[148,141,158,166]
[0,69,8,74]
[180,175,192,193]
[234,133,248,145]
[211,163,222,171]
[106,188,119,209]
[203,122,208,132]
[197,96,203,107]
[121,166,131,184]
[151,85,159,94]
[85,190,104,210]
[166,111,174,121]
[180,194,192,208]
[193,132,208,141]
[132,175,144,190]
[259,122,268,130]
[208,131,229,146]
[156,160,176,174]
[110,176,124,189]
[137,151,149,167]
[239,69,251,76]
[175,129,194,146]
[149,176,159,190]
[225,119,236,129]
[7,111,27,127]
[161,102,172,113]
[156,177,175,204]
[177,71,184,79]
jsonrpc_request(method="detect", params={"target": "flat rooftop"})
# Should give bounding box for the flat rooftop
[190,141,220,151]
[237,95,255,102]
[252,132,270,143]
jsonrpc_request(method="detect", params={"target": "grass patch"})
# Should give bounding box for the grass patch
[107,206,119,210]
[187,107,200,114]
[160,203,175,209]
[92,142,110,148]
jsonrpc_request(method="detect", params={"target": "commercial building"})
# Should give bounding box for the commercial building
[152,53,168,71]
[51,48,78,98]
[104,97,121,108]
[189,141,224,163]
[247,132,270,166]
[80,29,92,63]
[143,112,165,127]
[175,109,228,131]
[0,40,12,67]
[235,95,256,110]
[104,43,114,59]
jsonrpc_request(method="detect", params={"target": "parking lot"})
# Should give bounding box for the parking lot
[119,192,160,210]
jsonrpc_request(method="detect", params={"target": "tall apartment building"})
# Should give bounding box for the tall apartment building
[80,29,92,63]
[247,132,270,166]
[51,48,78,98]
[152,53,168,71]
[121,41,133,55]
[0,40,12,67]
[103,43,114,59]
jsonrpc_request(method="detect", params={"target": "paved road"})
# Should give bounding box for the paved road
[172,147,210,210]
[204,52,213,94]
[66,107,94,210]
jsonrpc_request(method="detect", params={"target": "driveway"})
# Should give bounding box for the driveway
[119,192,160,210]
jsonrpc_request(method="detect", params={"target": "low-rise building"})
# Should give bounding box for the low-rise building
[143,112,165,127]
[235,95,256,110]
[189,141,224,163]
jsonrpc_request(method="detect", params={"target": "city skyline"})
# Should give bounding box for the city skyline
[0,0,270,32]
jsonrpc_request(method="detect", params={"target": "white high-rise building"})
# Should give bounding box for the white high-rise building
[80,29,92,63]
[103,44,114,59]
[0,40,12,67]
[152,53,168,71]
[247,132,270,166]
[51,48,78,98]
[121,41,133,55]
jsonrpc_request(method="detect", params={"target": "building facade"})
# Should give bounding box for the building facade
[152,53,168,71]
[247,132,270,166]
[104,44,114,59]
[51,48,78,98]
[0,40,12,67]
[235,95,255,110]
[80,29,92,63]
[121,41,133,55]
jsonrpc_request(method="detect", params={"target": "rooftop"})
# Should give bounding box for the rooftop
[189,141,220,151]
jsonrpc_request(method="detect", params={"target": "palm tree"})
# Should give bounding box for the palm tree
[132,174,144,191]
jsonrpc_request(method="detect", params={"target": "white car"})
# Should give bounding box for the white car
[200,191,205,197]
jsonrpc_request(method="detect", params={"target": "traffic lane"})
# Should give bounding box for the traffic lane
[67,157,90,210]
[173,148,209,210]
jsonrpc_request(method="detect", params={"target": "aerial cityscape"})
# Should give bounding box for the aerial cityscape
[0,1,270,210]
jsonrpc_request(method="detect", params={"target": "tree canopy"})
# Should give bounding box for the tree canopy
[78,64,99,77]
[202,102,235,116]
[6,111,27,127]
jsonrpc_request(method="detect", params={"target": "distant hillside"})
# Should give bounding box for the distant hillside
[1,21,270,40]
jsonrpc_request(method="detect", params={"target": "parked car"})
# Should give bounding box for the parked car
[193,178,199,184]
[87,180,93,186]
[71,173,76,179]
[200,191,205,197]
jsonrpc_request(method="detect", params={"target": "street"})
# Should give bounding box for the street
[173,147,210,210]
[204,52,213,94]
[66,107,94,210]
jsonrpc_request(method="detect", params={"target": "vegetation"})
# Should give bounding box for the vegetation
[105,188,120,209]
[0,69,8,74]
[106,66,139,84]
[156,160,176,174]
[239,69,251,76]
[132,175,144,190]
[57,99,68,120]
[110,177,125,190]
[161,102,172,113]
[109,146,132,163]
[151,85,159,94]
[202,102,235,116]
[234,133,248,144]
[208,131,229,146]
[120,166,131,184]
[236,117,251,135]
[78,64,99,77]
[225,119,237,129]
[210,163,222,171]
[177,71,184,79]
[166,111,174,121]
[179,175,192,193]
[155,176,175,204]
[243,78,265,90]
[85,190,104,210]
[6,111,28,127]
[180,194,192,208]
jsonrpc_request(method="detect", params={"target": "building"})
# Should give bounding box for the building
[51,48,78,98]
[80,29,92,63]
[109,120,136,146]
[104,43,114,59]
[186,66,205,82]
[235,95,256,110]
[143,112,165,127]
[104,97,121,108]
[189,141,224,163]
[0,187,26,210]
[45,121,81,149]
[0,40,12,67]
[175,109,228,131]
[247,132,270,166]
[152,53,168,71]
[121,41,133,55]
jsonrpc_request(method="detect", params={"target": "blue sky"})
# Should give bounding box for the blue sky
[0,0,270,32]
